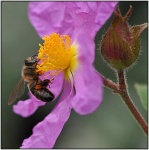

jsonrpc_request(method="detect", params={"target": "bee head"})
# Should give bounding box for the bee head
[24,57,37,66]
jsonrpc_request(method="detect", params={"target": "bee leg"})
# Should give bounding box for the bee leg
[42,78,54,88]
[29,77,40,90]
[42,79,50,87]
[50,78,54,84]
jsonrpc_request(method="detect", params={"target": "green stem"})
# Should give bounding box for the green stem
[117,69,148,135]
[101,72,148,135]
[101,75,119,93]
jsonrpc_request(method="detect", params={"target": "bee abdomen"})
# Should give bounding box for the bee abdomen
[31,88,54,102]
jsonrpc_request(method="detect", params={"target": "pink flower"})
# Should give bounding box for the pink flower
[13,2,117,148]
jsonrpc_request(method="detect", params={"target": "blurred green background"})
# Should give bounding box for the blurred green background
[2,1,148,149]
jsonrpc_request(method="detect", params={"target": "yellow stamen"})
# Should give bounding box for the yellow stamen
[36,33,78,80]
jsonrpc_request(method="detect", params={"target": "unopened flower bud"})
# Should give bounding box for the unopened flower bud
[100,5,147,70]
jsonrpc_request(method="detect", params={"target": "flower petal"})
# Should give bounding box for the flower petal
[67,2,118,38]
[73,29,95,64]
[28,2,74,38]
[21,79,74,148]
[13,93,45,117]
[28,2,117,38]
[71,64,103,115]
[70,30,103,115]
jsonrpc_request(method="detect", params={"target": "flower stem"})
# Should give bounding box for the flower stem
[101,75,119,93]
[101,71,148,135]
[117,69,148,135]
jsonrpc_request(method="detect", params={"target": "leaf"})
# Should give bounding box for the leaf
[134,83,147,111]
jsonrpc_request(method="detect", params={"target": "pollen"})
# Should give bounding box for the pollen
[36,33,78,79]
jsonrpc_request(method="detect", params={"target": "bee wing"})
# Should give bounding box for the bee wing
[8,78,25,105]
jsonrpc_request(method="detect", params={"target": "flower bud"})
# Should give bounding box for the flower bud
[100,5,147,70]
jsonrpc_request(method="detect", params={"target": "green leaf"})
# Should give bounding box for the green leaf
[134,83,147,111]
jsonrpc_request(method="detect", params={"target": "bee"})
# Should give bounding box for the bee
[8,54,54,105]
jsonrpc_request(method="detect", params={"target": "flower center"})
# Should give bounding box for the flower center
[36,33,78,79]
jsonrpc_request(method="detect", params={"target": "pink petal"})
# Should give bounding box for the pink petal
[13,93,45,117]
[28,2,117,39]
[28,2,74,38]
[67,2,118,38]
[71,64,103,115]
[73,29,95,64]
[21,79,74,148]
[70,30,103,115]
